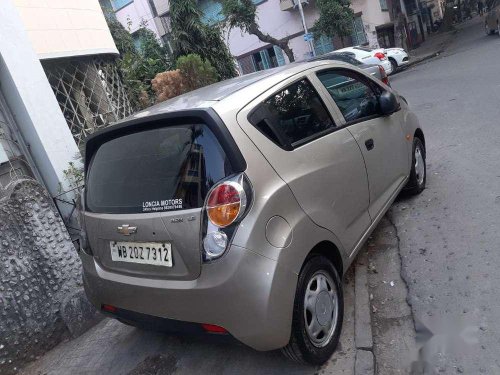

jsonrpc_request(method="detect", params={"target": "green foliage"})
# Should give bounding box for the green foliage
[221,0,257,32]
[176,54,218,91]
[105,16,171,109]
[170,0,236,80]
[314,0,354,41]
[60,160,84,193]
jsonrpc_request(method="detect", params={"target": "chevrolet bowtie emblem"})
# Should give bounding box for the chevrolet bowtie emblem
[117,224,137,236]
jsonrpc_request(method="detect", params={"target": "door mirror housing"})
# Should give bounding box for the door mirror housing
[379,91,400,115]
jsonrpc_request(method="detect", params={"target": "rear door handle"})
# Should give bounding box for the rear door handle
[365,138,374,151]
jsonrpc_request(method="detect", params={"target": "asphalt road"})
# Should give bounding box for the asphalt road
[19,18,500,375]
[388,18,500,374]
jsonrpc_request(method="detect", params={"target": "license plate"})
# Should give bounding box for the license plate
[110,241,172,267]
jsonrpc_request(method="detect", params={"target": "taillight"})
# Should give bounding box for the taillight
[374,52,385,60]
[206,181,245,228]
[202,174,251,261]
[102,304,117,313]
[201,323,227,334]
[378,65,390,86]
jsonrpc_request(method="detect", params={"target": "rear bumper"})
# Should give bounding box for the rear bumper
[381,59,393,74]
[81,244,297,351]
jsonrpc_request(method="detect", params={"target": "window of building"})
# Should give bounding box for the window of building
[199,0,225,25]
[352,16,367,45]
[110,0,133,11]
[199,0,265,25]
[251,46,285,71]
[313,34,335,56]
[316,70,382,123]
[249,79,336,149]
[379,0,388,11]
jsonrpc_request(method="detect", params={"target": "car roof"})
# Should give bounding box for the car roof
[125,60,344,119]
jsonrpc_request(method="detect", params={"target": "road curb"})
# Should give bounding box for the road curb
[355,349,375,375]
[354,251,374,374]
[393,29,459,74]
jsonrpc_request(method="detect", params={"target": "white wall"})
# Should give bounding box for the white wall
[226,0,319,61]
[0,0,81,197]
[114,0,161,37]
[351,0,391,48]
[13,0,118,59]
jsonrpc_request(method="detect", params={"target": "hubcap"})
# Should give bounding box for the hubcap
[415,145,425,186]
[304,271,338,347]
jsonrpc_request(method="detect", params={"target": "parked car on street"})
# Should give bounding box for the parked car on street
[79,61,426,365]
[309,51,390,85]
[385,47,410,72]
[336,46,393,74]
[485,0,500,35]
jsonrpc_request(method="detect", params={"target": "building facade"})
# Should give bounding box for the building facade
[106,0,397,74]
[106,0,445,77]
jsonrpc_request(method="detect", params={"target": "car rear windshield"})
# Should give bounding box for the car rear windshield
[86,123,234,214]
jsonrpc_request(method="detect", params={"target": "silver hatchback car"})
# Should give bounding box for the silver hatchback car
[80,61,426,365]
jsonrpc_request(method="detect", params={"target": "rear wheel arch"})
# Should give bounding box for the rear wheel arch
[414,128,425,150]
[306,241,344,277]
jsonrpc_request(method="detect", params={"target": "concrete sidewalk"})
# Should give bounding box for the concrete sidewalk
[19,272,358,375]
[396,16,483,72]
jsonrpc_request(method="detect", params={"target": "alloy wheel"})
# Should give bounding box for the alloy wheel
[303,271,338,348]
[415,145,425,186]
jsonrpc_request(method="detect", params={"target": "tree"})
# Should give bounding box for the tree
[314,0,354,48]
[170,0,236,80]
[221,0,296,62]
[104,16,171,108]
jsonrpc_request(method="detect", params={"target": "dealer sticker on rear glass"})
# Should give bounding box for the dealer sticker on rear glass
[142,199,183,212]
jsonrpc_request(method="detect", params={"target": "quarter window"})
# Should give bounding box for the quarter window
[317,70,381,123]
[249,79,336,149]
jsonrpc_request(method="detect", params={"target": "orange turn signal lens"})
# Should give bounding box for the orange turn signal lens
[207,202,240,227]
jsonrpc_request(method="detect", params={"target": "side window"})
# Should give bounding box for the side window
[317,70,382,123]
[248,79,336,149]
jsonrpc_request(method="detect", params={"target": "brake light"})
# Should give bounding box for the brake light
[374,52,386,60]
[203,175,251,261]
[102,304,117,313]
[378,65,390,86]
[206,181,246,228]
[201,323,228,334]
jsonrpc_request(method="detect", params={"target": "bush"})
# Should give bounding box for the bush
[152,54,218,103]
[152,70,185,103]
[176,54,218,92]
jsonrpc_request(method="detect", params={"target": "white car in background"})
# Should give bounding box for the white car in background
[385,48,410,72]
[336,46,393,75]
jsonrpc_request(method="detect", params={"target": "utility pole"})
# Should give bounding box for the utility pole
[296,0,316,57]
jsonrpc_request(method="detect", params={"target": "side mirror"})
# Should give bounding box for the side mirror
[379,91,400,115]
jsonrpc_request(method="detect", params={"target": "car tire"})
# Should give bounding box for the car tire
[389,58,398,73]
[282,255,343,365]
[404,137,426,195]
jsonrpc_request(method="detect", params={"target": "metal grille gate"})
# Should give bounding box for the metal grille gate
[42,54,133,149]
